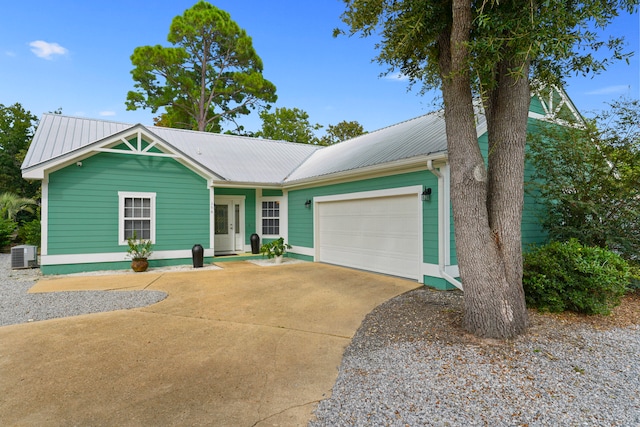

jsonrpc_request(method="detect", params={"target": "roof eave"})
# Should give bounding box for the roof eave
[283,152,449,190]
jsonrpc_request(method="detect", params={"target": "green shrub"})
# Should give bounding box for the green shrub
[628,263,640,292]
[17,218,41,246]
[523,239,630,315]
[0,217,16,249]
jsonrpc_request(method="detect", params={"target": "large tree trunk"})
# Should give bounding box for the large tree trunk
[440,0,529,338]
[478,60,531,336]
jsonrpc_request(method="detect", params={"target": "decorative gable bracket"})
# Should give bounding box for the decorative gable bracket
[534,85,583,125]
[94,130,179,159]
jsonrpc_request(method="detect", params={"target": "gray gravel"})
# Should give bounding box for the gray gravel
[310,288,640,427]
[0,254,166,326]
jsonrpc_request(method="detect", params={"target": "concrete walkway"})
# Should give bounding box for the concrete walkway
[0,261,419,426]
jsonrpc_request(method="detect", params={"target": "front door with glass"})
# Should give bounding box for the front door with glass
[214,197,245,254]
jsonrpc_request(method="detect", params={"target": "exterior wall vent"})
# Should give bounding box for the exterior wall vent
[11,245,38,269]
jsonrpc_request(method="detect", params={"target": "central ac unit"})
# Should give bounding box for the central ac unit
[11,245,38,269]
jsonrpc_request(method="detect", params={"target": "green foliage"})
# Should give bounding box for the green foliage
[126,232,153,260]
[17,218,41,246]
[0,192,37,221]
[0,216,16,249]
[126,1,277,132]
[256,107,322,144]
[337,1,637,94]
[528,97,640,263]
[523,239,630,315]
[0,103,39,198]
[260,237,291,259]
[628,262,640,291]
[319,120,367,146]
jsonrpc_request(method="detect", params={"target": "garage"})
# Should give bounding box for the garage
[316,191,422,280]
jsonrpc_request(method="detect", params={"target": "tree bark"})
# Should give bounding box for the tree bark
[476,60,531,336]
[440,0,529,338]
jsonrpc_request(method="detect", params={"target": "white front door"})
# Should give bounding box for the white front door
[214,197,245,254]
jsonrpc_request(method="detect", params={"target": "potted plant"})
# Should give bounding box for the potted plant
[126,232,153,272]
[260,237,292,264]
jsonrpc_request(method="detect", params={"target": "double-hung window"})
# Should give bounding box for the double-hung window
[119,192,156,244]
[261,200,280,236]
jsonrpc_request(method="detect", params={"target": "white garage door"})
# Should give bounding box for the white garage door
[317,194,421,280]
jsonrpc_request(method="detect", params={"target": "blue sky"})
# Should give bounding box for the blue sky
[1,1,638,135]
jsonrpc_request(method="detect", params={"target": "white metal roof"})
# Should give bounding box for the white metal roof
[23,114,321,184]
[284,112,452,183]
[22,110,476,186]
[149,126,320,184]
[22,114,132,170]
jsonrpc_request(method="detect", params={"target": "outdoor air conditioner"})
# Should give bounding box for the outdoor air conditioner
[11,245,38,269]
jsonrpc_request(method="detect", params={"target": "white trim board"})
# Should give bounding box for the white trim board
[41,249,215,266]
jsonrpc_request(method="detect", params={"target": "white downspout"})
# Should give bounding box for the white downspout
[427,159,463,291]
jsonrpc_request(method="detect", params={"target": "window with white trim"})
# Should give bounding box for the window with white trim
[118,192,156,244]
[261,200,280,235]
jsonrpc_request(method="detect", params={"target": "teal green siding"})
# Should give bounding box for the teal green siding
[288,171,440,264]
[522,117,549,248]
[529,95,546,116]
[423,276,459,291]
[47,152,210,256]
[262,189,283,197]
[288,253,314,262]
[450,114,548,260]
[449,203,457,265]
[214,187,256,244]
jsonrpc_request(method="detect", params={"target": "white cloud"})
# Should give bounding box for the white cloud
[5,50,16,57]
[585,85,631,95]
[29,40,68,59]
[383,72,409,81]
[99,111,116,117]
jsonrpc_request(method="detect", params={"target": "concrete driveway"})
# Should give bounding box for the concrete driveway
[0,261,419,426]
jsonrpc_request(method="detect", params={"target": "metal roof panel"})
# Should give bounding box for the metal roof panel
[285,112,451,182]
[22,114,133,170]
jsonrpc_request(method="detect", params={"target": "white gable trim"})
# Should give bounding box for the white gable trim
[22,125,222,182]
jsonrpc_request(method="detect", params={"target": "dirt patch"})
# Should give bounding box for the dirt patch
[351,287,640,353]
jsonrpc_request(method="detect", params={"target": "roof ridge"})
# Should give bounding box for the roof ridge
[318,110,443,151]
[367,110,443,134]
[152,124,322,149]
[40,112,135,127]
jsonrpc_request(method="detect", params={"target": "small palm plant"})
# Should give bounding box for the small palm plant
[126,231,153,260]
[260,237,291,260]
[126,231,153,272]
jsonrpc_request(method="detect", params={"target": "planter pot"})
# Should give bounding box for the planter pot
[131,258,149,272]
[274,255,283,265]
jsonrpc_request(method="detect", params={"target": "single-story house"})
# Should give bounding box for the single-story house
[22,87,581,289]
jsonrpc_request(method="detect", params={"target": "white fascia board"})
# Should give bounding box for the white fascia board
[42,249,215,266]
[283,153,448,190]
[314,185,422,204]
[289,246,314,257]
[210,181,282,189]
